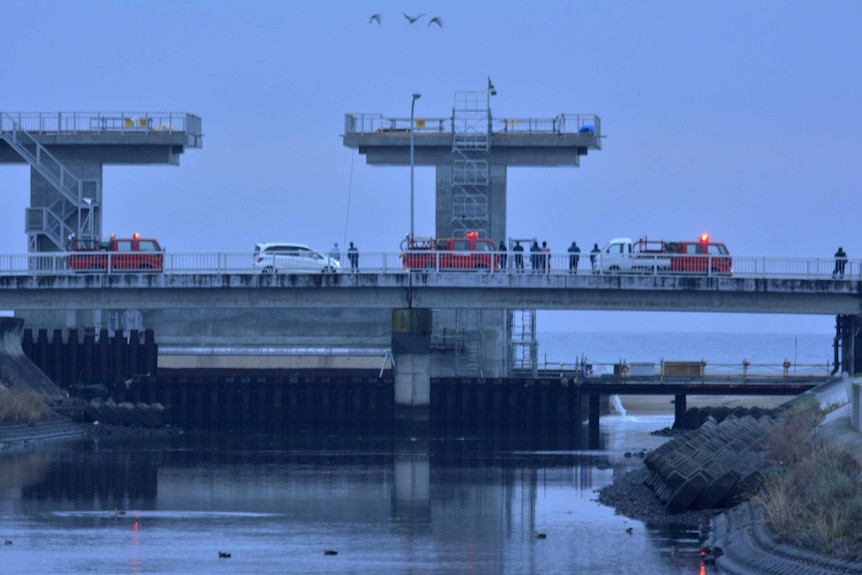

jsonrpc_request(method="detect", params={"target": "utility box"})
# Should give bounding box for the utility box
[661,361,705,377]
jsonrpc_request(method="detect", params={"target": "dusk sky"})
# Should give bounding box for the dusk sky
[1,0,859,335]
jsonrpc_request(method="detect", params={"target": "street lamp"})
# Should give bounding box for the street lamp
[410,92,421,240]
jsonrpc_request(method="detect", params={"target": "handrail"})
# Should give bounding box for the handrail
[0,111,202,136]
[0,251,859,279]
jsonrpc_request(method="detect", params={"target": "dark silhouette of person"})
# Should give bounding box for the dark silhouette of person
[541,241,550,273]
[513,240,524,271]
[347,241,359,272]
[567,241,581,274]
[590,243,601,274]
[497,240,507,270]
[530,241,540,273]
[833,246,847,278]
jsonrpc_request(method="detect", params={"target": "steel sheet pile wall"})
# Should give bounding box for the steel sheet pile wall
[21,327,157,388]
[431,377,584,438]
[132,375,396,434]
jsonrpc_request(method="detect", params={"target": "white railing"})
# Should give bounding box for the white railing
[0,112,201,135]
[0,251,858,280]
[343,113,601,138]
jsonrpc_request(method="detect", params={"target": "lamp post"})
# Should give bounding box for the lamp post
[410,92,421,240]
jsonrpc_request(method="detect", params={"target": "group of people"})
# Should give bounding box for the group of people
[496,240,603,274]
[330,241,360,272]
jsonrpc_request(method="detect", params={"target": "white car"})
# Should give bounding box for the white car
[253,242,341,274]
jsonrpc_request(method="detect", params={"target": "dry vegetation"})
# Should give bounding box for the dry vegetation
[0,386,51,424]
[753,397,862,561]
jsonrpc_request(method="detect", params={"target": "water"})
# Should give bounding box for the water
[0,332,832,574]
[537,330,835,374]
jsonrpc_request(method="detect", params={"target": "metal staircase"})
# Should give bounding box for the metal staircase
[454,308,483,376]
[510,310,538,376]
[450,92,490,238]
[1,114,101,252]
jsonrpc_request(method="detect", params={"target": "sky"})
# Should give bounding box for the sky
[1,0,859,335]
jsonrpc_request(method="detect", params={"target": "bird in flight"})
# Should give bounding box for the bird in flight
[428,17,443,27]
[369,13,382,25]
[403,12,424,24]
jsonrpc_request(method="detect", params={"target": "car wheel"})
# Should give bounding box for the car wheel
[262,266,275,274]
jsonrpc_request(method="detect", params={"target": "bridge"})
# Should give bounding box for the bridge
[0,250,859,313]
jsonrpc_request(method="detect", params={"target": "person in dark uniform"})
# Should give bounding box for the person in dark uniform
[498,240,507,271]
[590,243,601,274]
[530,241,540,273]
[567,241,581,274]
[513,241,524,271]
[833,246,848,278]
[347,241,359,272]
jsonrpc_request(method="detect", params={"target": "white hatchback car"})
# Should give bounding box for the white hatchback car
[253,242,341,273]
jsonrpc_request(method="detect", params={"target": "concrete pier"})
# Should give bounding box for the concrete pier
[392,308,432,424]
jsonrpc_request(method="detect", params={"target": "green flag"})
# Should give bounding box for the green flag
[488,77,497,96]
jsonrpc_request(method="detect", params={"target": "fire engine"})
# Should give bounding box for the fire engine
[597,234,732,275]
[400,232,501,271]
[67,233,165,273]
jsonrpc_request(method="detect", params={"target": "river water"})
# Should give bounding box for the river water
[1,332,832,574]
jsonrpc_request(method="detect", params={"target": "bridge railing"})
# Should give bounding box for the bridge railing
[0,251,858,279]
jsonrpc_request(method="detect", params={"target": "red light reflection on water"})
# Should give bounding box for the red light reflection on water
[131,510,140,574]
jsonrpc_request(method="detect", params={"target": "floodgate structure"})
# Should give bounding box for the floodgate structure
[2,103,861,437]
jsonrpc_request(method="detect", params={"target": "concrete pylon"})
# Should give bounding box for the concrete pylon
[392,308,432,423]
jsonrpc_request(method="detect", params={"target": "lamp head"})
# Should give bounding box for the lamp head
[412,93,421,100]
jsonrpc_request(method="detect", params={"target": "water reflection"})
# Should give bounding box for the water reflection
[1,426,706,574]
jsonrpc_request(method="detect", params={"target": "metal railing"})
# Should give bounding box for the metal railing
[538,358,832,384]
[0,251,858,279]
[0,111,202,136]
[344,113,601,138]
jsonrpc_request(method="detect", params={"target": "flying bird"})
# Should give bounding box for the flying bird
[369,13,381,25]
[403,12,424,24]
[428,17,443,28]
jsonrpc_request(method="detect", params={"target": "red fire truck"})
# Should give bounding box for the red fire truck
[598,234,732,275]
[67,233,165,272]
[401,232,501,271]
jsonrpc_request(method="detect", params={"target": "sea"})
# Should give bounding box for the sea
[0,331,835,574]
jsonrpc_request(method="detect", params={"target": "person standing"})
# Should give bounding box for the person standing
[833,246,848,278]
[330,241,341,265]
[541,241,551,273]
[497,240,508,271]
[590,243,601,274]
[567,241,581,274]
[347,241,359,272]
[513,240,524,272]
[530,241,540,273]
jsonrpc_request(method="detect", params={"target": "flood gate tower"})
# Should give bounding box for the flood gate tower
[343,90,602,378]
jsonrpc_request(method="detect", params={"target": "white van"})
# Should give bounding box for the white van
[253,242,341,274]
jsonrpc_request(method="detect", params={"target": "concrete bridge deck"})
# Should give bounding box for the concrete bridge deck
[0,267,858,314]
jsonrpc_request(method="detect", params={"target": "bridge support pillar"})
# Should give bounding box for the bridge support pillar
[392,309,432,426]
[834,315,862,376]
[674,394,687,427]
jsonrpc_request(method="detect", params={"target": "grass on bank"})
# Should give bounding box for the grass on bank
[752,397,862,561]
[0,386,51,424]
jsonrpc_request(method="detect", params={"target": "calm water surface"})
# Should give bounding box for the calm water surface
[1,412,708,574]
